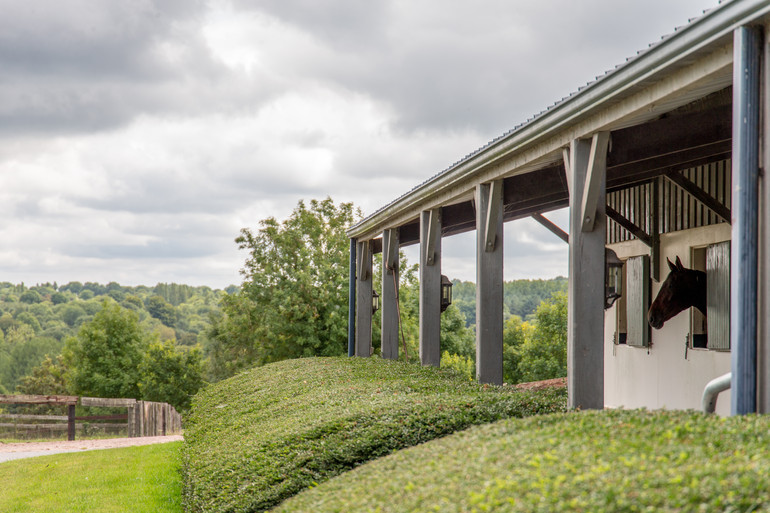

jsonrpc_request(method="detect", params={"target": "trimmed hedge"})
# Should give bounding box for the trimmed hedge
[181,357,566,513]
[276,409,770,513]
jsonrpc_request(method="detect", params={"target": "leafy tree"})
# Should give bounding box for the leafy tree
[145,295,177,327]
[16,355,70,396]
[517,292,568,382]
[138,341,205,411]
[19,290,42,304]
[60,304,87,327]
[210,198,358,376]
[502,315,531,384]
[64,302,149,399]
[51,291,68,305]
[16,311,41,333]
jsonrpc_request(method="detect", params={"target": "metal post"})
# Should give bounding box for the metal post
[732,25,762,415]
[348,238,356,357]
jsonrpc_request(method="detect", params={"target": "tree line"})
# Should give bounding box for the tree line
[1,197,569,411]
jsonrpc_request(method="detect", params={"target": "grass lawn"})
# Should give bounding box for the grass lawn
[181,356,566,513]
[0,442,183,513]
[275,409,770,513]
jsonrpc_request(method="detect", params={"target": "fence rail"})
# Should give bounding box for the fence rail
[0,394,182,441]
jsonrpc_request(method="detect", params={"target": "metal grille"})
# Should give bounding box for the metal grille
[706,241,731,350]
[607,159,731,243]
[626,255,650,348]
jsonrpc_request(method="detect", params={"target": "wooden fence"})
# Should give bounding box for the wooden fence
[0,394,182,440]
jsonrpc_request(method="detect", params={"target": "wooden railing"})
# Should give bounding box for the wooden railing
[0,394,182,441]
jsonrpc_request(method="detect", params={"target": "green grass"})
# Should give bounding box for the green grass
[0,442,183,513]
[181,357,566,513]
[275,409,770,513]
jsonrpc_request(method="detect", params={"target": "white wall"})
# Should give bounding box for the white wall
[604,223,732,415]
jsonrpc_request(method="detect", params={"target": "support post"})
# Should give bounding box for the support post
[382,229,400,360]
[731,25,762,415]
[568,136,607,409]
[420,210,441,366]
[476,181,504,384]
[67,404,76,441]
[760,20,770,414]
[348,238,357,357]
[355,240,373,357]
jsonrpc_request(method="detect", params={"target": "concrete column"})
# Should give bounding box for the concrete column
[476,181,503,385]
[381,229,400,360]
[568,135,607,410]
[355,240,373,357]
[420,209,442,366]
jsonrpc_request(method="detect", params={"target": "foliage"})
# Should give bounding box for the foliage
[0,443,182,513]
[275,409,770,513]
[138,341,206,411]
[440,351,474,380]
[181,357,565,513]
[207,198,358,377]
[15,355,69,396]
[517,291,568,382]
[64,302,150,399]
[0,281,226,394]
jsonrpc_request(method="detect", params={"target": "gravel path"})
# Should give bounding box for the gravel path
[0,435,183,464]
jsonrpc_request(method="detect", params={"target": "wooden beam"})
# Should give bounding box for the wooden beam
[665,170,732,223]
[651,177,661,282]
[563,147,572,197]
[531,213,569,244]
[355,240,373,357]
[420,210,442,367]
[381,229,400,361]
[606,205,653,246]
[476,181,504,385]
[0,394,78,405]
[356,240,370,281]
[568,137,605,410]
[581,132,610,232]
[80,397,137,407]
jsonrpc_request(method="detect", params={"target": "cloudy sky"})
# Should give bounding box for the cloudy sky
[0,0,721,289]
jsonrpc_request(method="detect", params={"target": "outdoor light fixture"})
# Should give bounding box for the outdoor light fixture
[372,289,380,314]
[605,248,623,309]
[440,275,453,313]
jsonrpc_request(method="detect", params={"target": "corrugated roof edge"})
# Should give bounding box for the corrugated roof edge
[347,0,769,239]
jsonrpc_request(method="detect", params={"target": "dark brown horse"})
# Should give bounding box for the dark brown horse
[648,256,707,329]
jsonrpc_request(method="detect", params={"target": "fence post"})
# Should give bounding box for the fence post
[67,404,76,441]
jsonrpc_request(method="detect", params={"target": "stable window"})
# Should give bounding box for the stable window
[615,255,650,347]
[690,241,730,350]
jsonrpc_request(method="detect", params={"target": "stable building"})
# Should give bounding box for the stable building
[346,0,770,415]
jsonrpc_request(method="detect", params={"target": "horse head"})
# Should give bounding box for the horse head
[648,256,707,330]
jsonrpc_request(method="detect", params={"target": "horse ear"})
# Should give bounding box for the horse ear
[675,256,684,270]
[667,258,677,272]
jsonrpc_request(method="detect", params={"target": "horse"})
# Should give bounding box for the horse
[648,256,707,329]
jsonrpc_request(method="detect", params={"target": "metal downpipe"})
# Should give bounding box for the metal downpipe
[731,26,762,415]
[702,372,732,413]
[348,238,356,357]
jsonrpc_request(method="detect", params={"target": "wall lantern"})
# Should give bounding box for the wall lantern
[605,248,623,309]
[372,289,380,314]
[440,275,453,313]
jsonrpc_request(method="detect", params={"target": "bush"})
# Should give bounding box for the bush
[181,357,566,513]
[276,409,770,513]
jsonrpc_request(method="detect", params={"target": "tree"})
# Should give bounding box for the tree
[210,198,358,376]
[517,292,568,382]
[145,295,177,327]
[64,302,149,399]
[138,342,205,411]
[16,355,70,395]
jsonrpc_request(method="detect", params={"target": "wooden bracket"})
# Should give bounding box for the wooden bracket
[580,132,610,232]
[424,210,440,266]
[357,241,370,281]
[606,205,652,246]
[484,180,502,252]
[562,147,572,198]
[383,229,399,273]
[531,212,569,244]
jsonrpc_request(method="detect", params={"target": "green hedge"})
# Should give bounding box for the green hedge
[276,409,770,513]
[181,357,566,513]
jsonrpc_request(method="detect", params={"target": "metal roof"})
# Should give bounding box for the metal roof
[347,0,770,240]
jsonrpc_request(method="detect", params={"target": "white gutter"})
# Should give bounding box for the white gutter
[347,0,770,240]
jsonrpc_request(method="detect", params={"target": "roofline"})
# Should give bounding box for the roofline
[347,0,770,240]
